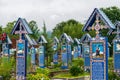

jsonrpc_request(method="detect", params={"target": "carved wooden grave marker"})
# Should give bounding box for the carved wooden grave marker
[11,18,33,80]
[83,8,115,80]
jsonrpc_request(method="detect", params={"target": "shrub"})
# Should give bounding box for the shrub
[108,58,113,70]
[27,73,50,80]
[69,66,83,76]
[36,68,50,76]
[72,58,84,68]
[0,57,15,80]
[27,68,50,80]
[53,62,62,68]
[109,71,120,80]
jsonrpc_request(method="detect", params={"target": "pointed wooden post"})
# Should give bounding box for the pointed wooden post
[60,33,71,69]
[53,36,59,64]
[38,35,47,68]
[2,35,12,59]
[31,39,37,66]
[11,18,32,80]
[112,21,120,75]
[73,38,81,58]
[80,33,91,71]
[83,8,115,80]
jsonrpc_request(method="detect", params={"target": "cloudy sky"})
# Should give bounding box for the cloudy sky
[0,0,119,31]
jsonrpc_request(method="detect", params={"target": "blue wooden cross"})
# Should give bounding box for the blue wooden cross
[80,33,91,71]
[83,8,115,80]
[112,21,120,74]
[73,38,81,58]
[60,33,71,69]
[25,34,37,71]
[53,36,59,64]
[38,35,47,68]
[2,35,12,59]
[31,39,37,66]
[11,18,32,80]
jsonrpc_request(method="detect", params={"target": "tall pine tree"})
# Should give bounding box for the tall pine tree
[42,21,54,67]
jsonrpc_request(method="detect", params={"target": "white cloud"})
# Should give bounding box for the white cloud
[0,0,119,31]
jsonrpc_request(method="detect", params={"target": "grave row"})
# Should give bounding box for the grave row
[0,8,119,80]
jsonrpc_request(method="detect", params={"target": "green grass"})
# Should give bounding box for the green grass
[50,68,61,72]
[53,72,90,78]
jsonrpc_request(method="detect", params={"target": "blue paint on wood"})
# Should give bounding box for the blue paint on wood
[113,41,120,71]
[53,44,58,64]
[11,18,32,34]
[16,40,26,80]
[114,54,120,69]
[84,46,90,69]
[31,47,36,65]
[92,62,104,80]
[39,46,45,68]
[53,52,58,64]
[84,56,90,67]
[91,37,108,80]
[78,45,81,57]
[74,45,81,58]
[61,45,68,69]
[68,45,72,64]
[74,47,78,58]
[11,18,32,80]
[83,8,115,32]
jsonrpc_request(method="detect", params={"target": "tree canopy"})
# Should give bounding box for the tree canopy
[101,6,120,23]
[52,19,84,39]
[28,20,41,40]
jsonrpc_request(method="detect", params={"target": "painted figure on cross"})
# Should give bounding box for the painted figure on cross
[96,47,100,56]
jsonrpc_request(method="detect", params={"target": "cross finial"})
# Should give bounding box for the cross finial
[94,14,101,38]
[113,24,120,39]
[14,22,27,42]
[20,23,22,40]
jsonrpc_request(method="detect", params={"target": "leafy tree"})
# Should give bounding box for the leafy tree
[3,21,18,39]
[100,6,120,42]
[28,20,41,40]
[101,6,120,56]
[52,19,84,38]
[101,6,120,23]
[3,21,16,33]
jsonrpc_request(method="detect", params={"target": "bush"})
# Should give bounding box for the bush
[0,57,15,80]
[72,58,84,68]
[53,62,62,68]
[69,66,83,76]
[36,68,50,76]
[109,71,120,80]
[27,73,50,80]
[108,58,113,70]
[27,68,50,80]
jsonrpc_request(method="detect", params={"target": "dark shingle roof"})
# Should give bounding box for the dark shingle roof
[83,8,115,32]
[53,36,59,44]
[80,33,91,43]
[11,18,32,34]
[38,35,47,44]
[59,33,71,43]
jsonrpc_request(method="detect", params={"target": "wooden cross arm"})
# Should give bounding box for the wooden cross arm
[15,31,27,34]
